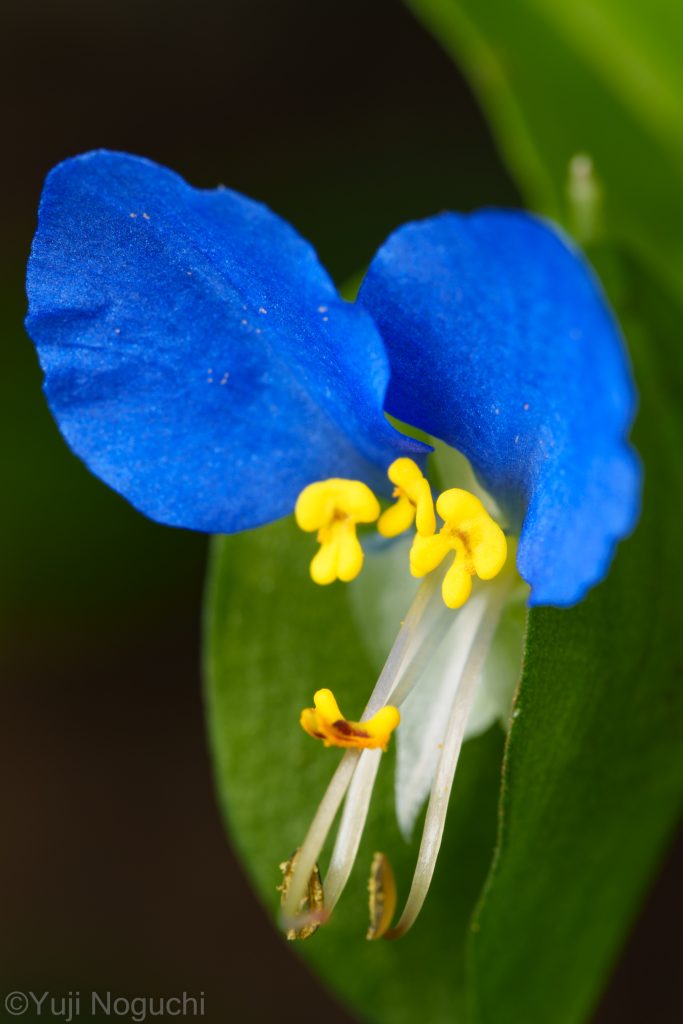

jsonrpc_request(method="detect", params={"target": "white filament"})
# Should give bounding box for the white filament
[280,748,360,928]
[282,568,448,925]
[362,563,449,717]
[386,576,514,939]
[322,748,382,914]
[283,562,514,935]
[298,565,454,920]
[395,590,492,840]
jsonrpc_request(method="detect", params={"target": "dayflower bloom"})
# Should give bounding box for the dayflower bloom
[25,150,640,940]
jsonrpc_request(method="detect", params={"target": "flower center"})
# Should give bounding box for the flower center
[282,458,513,941]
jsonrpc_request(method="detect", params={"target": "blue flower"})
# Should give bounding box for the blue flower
[25,150,639,605]
[25,149,642,940]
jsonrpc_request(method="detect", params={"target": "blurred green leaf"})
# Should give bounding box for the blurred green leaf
[406,0,683,294]
[204,520,504,1023]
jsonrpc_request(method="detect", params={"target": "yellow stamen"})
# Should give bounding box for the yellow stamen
[410,488,507,609]
[378,458,436,539]
[295,479,380,584]
[300,688,400,752]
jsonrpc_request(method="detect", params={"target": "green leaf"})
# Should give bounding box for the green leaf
[405,0,683,295]
[465,250,683,1023]
[399,3,683,1017]
[205,520,504,1023]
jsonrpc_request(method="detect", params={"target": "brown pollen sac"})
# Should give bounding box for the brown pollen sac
[367,851,397,941]
[277,848,325,941]
[331,719,370,739]
[452,527,472,549]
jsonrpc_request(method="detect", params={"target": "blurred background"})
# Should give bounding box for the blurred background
[1,0,680,1020]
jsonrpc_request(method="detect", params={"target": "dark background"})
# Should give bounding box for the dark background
[0,1,680,1021]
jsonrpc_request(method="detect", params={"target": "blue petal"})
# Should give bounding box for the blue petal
[26,151,425,533]
[358,211,641,606]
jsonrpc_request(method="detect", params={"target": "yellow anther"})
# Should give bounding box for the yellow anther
[300,688,400,752]
[410,488,507,609]
[377,458,436,539]
[295,479,380,584]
